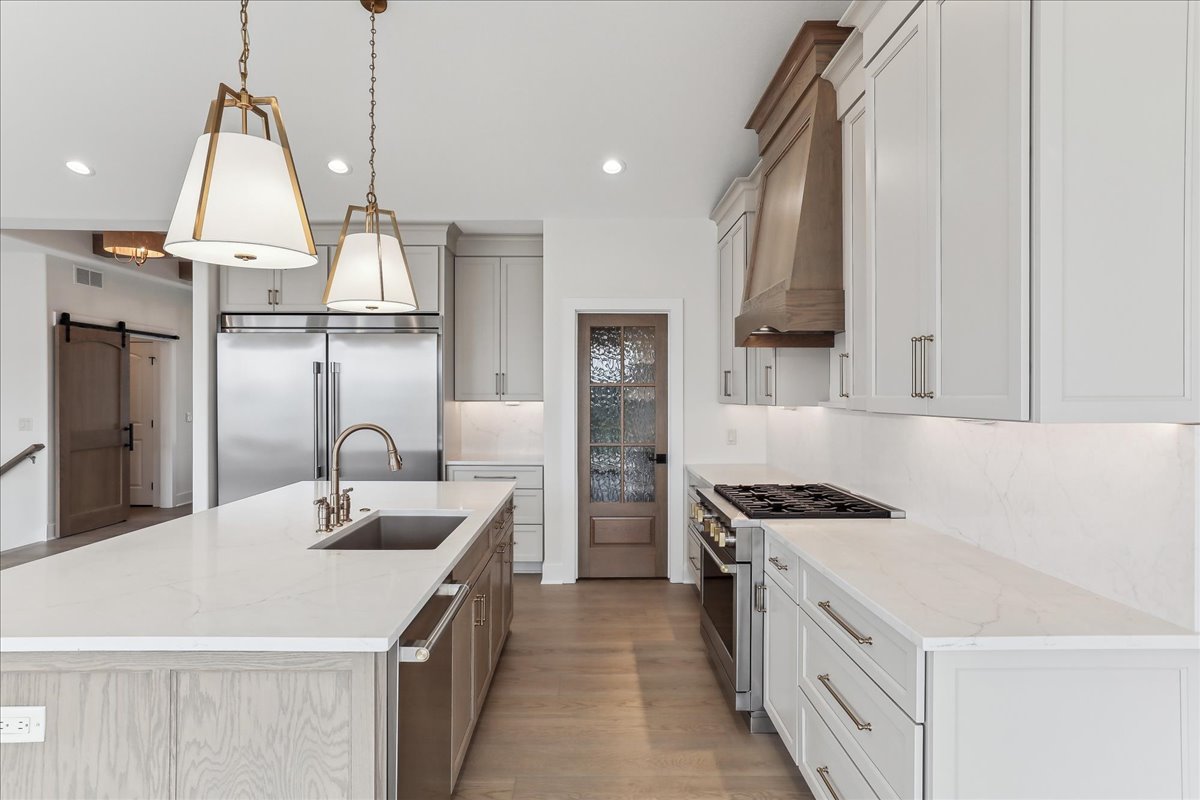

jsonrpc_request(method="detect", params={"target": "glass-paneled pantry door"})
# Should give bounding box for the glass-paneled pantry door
[577,314,668,578]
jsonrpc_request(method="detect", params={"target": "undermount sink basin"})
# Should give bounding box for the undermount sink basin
[310,511,468,551]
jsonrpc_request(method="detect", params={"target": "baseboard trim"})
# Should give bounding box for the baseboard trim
[173,492,193,507]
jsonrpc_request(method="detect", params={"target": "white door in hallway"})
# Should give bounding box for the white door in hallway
[129,341,159,507]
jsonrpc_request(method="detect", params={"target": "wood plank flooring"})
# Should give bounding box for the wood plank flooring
[455,576,814,800]
[0,504,192,570]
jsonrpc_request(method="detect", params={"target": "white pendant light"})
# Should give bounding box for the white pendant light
[323,0,418,313]
[164,1,316,270]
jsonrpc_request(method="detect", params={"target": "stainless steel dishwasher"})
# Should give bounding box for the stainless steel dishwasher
[387,581,473,800]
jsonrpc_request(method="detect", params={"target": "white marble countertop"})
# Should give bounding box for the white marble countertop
[766,520,1199,651]
[686,463,803,488]
[0,481,513,653]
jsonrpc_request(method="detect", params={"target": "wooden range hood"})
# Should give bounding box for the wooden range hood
[736,21,850,348]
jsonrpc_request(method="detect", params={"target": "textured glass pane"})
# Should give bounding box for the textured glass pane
[623,446,656,502]
[589,387,620,443]
[589,327,621,384]
[622,326,656,383]
[622,387,655,443]
[590,446,621,502]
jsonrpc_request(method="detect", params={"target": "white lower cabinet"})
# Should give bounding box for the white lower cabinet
[763,571,799,759]
[446,464,544,568]
[769,529,1199,799]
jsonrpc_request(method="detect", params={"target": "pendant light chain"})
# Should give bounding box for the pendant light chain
[367,10,378,214]
[238,0,250,93]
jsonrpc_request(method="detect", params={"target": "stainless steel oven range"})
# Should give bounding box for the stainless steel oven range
[688,483,903,733]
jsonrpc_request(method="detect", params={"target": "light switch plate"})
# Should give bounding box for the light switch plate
[17,418,32,431]
[0,706,46,743]
[726,429,737,445]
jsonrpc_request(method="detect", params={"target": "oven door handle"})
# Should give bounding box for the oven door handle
[696,528,735,573]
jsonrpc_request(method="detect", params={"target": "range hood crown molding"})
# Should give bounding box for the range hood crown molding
[735,20,850,349]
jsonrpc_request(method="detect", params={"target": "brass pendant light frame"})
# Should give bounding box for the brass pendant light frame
[190,82,316,258]
[322,203,415,306]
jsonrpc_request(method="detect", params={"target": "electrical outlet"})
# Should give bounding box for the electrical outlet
[0,706,46,743]
[726,429,737,445]
[185,411,193,423]
[17,418,32,431]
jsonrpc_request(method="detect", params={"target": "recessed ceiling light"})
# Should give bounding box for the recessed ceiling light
[327,159,352,174]
[65,160,94,176]
[602,158,625,175]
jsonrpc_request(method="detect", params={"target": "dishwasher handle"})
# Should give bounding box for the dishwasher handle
[398,583,471,663]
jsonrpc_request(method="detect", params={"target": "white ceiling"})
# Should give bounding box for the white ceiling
[0,0,849,230]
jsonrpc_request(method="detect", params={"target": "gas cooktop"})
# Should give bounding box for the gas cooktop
[713,483,899,519]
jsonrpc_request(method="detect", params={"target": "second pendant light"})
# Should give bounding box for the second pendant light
[323,0,417,313]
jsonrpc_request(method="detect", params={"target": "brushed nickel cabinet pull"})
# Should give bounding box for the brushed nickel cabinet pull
[768,556,789,572]
[816,766,844,800]
[473,595,485,627]
[910,336,919,397]
[817,673,872,731]
[838,352,850,398]
[817,600,873,645]
[494,372,500,396]
[754,583,767,612]
[764,365,773,397]
[920,335,935,398]
[502,372,507,395]
[723,369,731,397]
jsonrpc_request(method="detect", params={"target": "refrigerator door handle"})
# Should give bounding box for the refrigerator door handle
[312,362,324,479]
[331,361,342,441]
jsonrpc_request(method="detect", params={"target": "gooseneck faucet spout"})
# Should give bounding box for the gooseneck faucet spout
[329,423,402,524]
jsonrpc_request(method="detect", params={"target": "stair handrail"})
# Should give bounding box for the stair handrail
[0,443,45,478]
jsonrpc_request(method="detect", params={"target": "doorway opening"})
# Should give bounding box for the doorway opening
[576,313,668,578]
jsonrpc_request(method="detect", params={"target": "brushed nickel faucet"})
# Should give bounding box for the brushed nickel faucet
[329,423,402,526]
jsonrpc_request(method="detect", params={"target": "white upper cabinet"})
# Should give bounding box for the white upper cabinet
[220,247,330,313]
[718,216,750,404]
[846,0,1198,423]
[455,256,543,401]
[928,0,1030,420]
[500,257,544,401]
[1034,0,1199,423]
[404,245,441,314]
[865,7,932,415]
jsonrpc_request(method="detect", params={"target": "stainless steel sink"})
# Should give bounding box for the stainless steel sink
[310,512,468,551]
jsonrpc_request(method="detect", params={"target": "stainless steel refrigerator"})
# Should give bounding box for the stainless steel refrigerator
[217,314,441,504]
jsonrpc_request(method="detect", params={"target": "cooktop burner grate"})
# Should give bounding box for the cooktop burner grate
[713,484,893,519]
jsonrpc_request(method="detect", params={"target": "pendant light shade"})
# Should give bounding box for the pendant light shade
[323,207,417,313]
[165,128,316,269]
[324,2,418,313]
[163,2,316,270]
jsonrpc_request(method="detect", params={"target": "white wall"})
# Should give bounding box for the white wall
[542,218,768,583]
[766,407,1199,631]
[0,251,50,550]
[0,232,193,549]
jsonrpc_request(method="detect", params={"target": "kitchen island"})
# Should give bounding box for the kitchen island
[0,480,515,799]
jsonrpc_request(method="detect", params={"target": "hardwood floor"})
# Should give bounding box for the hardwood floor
[455,576,814,800]
[0,504,192,570]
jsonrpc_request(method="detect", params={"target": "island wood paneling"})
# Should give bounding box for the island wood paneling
[0,651,379,799]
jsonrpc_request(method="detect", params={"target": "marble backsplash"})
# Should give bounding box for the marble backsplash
[765,406,1198,631]
[446,401,544,460]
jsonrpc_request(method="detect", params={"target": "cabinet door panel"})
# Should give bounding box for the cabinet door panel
[455,257,501,400]
[763,576,799,759]
[847,102,871,409]
[450,586,477,779]
[1036,0,1198,422]
[404,245,441,313]
[866,9,929,414]
[929,0,1030,420]
[500,257,543,400]
[719,219,749,405]
[472,559,493,713]
[488,550,504,668]
[220,265,276,312]
[750,348,776,406]
[275,248,330,312]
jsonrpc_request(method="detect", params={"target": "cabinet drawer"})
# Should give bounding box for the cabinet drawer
[764,532,801,602]
[446,465,543,488]
[513,489,543,525]
[800,563,924,722]
[800,613,921,799]
[798,690,879,800]
[513,524,543,562]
